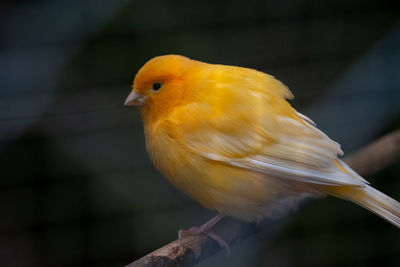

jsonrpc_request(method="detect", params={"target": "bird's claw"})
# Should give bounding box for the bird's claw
[177,214,230,256]
[206,231,231,257]
[178,227,231,257]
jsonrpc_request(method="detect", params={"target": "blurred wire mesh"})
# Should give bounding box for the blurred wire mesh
[1,0,400,266]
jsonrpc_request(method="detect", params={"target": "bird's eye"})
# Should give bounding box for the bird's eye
[152,82,162,91]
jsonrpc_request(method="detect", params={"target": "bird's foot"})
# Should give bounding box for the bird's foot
[178,214,231,256]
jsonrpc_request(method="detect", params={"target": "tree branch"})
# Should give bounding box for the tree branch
[127,130,400,267]
[344,129,400,176]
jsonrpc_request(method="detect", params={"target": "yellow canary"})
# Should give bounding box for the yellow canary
[125,55,400,235]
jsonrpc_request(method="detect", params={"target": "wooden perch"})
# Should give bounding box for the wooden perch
[127,130,400,267]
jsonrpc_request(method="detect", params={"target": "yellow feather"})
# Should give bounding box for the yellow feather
[127,55,400,226]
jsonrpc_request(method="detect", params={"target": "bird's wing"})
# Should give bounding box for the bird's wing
[171,67,366,187]
[229,113,367,186]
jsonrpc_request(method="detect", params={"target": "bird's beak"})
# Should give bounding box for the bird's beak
[124,90,145,107]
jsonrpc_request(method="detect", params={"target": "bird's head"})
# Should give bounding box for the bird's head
[125,55,196,115]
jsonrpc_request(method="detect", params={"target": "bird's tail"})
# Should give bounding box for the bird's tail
[325,184,400,228]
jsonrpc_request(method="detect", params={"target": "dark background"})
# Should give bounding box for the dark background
[1,0,400,266]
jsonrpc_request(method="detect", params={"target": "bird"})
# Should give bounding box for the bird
[125,54,400,251]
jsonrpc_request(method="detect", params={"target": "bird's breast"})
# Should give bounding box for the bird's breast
[144,122,294,221]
